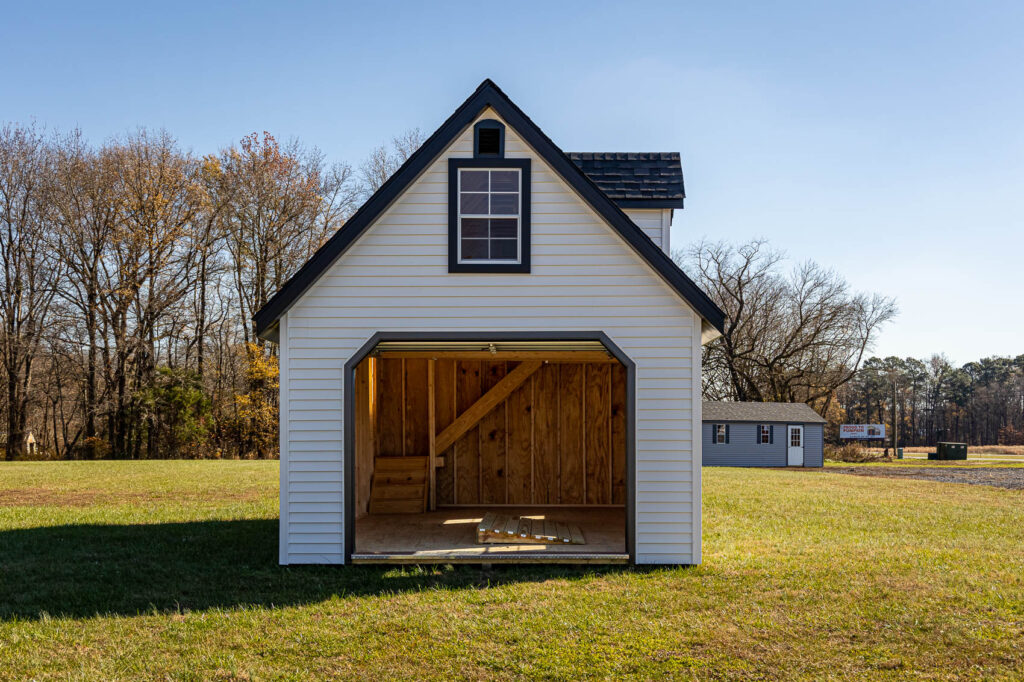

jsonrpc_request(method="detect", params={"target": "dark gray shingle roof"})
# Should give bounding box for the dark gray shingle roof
[567,152,685,207]
[703,401,827,424]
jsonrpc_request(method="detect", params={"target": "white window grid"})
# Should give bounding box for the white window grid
[457,168,522,264]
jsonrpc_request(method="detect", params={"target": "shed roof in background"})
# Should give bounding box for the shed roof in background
[702,401,827,424]
[567,152,685,208]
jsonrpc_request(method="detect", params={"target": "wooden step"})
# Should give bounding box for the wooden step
[374,455,429,472]
[369,498,426,514]
[369,455,429,514]
[371,482,426,500]
[476,514,585,545]
[374,471,426,486]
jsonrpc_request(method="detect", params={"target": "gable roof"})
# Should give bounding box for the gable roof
[253,79,725,340]
[702,401,827,424]
[568,152,685,208]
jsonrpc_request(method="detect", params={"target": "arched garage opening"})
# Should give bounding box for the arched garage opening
[344,332,635,564]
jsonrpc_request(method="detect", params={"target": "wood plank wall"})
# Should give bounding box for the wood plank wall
[354,357,376,518]
[363,358,626,507]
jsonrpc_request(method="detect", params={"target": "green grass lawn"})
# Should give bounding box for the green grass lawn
[1,462,1022,681]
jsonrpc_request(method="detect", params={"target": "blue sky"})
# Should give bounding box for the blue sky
[2,1,1022,364]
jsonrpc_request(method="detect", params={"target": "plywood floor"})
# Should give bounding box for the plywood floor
[354,506,626,561]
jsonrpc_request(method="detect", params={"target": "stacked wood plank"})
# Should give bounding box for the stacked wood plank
[476,513,585,545]
[368,456,428,514]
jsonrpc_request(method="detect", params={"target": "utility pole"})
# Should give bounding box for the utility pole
[893,378,899,455]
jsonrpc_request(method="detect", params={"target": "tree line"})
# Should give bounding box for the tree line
[682,239,1022,446]
[13,116,998,458]
[0,122,422,460]
[840,354,1024,446]
[679,239,898,415]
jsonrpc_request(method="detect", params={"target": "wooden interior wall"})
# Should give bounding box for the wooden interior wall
[364,358,626,507]
[354,357,377,518]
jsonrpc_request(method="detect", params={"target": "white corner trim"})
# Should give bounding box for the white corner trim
[691,308,702,564]
[278,312,290,565]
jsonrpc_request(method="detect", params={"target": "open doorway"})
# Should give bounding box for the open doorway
[348,337,631,564]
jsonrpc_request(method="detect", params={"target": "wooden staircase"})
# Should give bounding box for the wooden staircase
[368,455,429,514]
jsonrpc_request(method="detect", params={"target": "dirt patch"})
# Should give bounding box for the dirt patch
[822,467,1024,490]
[0,488,117,507]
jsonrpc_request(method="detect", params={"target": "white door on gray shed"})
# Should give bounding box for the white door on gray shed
[787,425,804,466]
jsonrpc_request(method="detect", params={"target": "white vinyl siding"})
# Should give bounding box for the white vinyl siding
[280,108,700,565]
[623,208,673,253]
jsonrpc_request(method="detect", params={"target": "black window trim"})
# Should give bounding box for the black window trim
[448,157,531,273]
[473,119,505,158]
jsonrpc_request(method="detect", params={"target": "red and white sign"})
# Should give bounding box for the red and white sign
[840,424,885,439]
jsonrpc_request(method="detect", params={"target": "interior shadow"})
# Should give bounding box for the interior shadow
[0,519,633,620]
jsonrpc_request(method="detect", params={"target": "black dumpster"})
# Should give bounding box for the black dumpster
[928,442,967,460]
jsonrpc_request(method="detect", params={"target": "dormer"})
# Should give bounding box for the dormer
[567,152,684,253]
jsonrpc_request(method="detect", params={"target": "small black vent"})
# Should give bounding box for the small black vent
[477,127,501,156]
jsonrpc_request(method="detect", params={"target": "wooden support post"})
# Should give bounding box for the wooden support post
[435,360,543,454]
[428,359,436,511]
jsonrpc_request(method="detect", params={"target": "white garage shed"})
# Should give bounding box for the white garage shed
[254,80,725,565]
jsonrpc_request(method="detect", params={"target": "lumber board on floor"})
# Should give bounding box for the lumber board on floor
[476,513,584,545]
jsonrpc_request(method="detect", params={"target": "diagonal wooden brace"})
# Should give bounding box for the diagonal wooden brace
[434,360,542,454]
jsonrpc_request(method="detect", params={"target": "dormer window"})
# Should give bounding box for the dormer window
[448,158,530,272]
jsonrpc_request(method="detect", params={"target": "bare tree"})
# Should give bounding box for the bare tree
[49,131,120,445]
[116,130,203,457]
[219,132,339,345]
[358,127,425,196]
[0,124,63,459]
[680,239,897,413]
[0,120,486,460]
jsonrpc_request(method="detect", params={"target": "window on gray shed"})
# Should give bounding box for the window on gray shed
[759,424,772,444]
[714,424,729,444]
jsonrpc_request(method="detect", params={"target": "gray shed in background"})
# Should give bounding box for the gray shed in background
[702,402,826,467]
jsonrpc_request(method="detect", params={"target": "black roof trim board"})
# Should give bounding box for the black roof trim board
[253,79,725,337]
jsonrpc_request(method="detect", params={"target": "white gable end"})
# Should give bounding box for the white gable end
[280,109,701,565]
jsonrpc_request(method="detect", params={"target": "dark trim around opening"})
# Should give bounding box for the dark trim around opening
[448,158,531,273]
[473,119,505,158]
[342,330,636,565]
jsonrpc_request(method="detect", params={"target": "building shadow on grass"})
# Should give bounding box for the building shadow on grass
[0,519,638,620]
